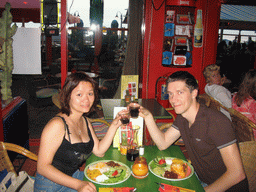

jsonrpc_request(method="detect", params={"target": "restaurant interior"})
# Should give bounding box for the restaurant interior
[0,0,255,191]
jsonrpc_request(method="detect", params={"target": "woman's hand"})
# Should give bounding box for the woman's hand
[77,181,97,192]
[112,109,129,126]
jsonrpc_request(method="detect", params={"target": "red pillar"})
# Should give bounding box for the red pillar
[61,0,68,88]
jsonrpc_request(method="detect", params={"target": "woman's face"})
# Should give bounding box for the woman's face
[69,81,95,114]
[208,70,222,85]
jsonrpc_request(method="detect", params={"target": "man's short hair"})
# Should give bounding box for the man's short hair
[167,71,198,92]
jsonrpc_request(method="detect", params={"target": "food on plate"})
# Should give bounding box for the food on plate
[87,169,102,180]
[86,161,129,184]
[106,161,121,167]
[150,157,191,179]
[154,157,166,167]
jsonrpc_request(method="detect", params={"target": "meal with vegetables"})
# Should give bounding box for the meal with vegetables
[85,160,131,184]
[149,157,193,180]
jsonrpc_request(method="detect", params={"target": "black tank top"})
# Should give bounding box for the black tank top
[52,116,94,176]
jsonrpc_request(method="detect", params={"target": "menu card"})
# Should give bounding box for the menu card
[120,75,139,99]
[113,107,144,149]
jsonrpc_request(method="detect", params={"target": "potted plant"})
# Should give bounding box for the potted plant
[0,3,18,106]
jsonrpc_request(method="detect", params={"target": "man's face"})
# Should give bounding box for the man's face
[167,80,197,116]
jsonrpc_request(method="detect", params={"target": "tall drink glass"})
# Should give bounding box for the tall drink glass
[127,125,140,161]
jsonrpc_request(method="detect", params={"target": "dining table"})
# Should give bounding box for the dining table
[100,99,172,120]
[83,145,204,192]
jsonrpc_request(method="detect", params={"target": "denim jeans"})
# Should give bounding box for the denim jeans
[34,170,84,192]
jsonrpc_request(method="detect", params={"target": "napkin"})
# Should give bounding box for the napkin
[158,183,195,192]
[99,187,135,192]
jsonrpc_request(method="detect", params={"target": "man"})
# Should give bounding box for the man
[138,71,248,192]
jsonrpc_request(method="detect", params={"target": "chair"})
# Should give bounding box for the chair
[238,141,256,192]
[198,93,255,142]
[198,93,211,107]
[88,118,111,140]
[28,76,60,108]
[198,93,229,111]
[0,142,38,176]
[229,108,256,142]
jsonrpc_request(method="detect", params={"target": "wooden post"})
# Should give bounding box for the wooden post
[0,99,4,141]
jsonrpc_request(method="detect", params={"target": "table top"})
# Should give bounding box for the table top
[84,145,204,192]
[100,99,172,120]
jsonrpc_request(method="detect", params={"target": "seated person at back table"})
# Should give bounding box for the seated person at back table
[34,72,125,192]
[232,69,256,138]
[203,64,232,120]
[135,71,248,192]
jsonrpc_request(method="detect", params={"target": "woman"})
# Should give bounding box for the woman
[203,64,232,120]
[232,69,256,124]
[34,72,123,192]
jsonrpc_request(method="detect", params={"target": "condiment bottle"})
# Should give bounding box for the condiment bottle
[132,156,149,177]
[125,89,131,103]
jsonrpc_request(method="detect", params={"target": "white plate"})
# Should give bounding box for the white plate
[148,157,194,181]
[84,160,131,185]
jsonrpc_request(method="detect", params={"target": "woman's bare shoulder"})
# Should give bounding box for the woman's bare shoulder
[43,114,66,134]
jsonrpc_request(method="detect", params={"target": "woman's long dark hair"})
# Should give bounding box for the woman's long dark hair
[59,71,99,116]
[234,69,256,107]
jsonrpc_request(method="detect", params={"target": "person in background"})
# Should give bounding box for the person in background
[34,72,124,192]
[232,69,256,138]
[203,64,232,120]
[136,71,248,192]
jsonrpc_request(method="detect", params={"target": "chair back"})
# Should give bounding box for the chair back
[198,93,211,107]
[239,141,256,192]
[0,142,38,176]
[198,93,229,111]
[88,118,111,140]
[229,108,256,142]
[198,93,255,142]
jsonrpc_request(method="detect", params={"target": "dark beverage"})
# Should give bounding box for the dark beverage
[130,107,139,118]
[127,149,139,161]
[121,118,130,125]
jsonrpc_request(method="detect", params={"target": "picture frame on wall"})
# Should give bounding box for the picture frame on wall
[177,14,190,24]
[164,23,175,37]
[173,55,186,66]
[175,25,190,36]
[166,10,175,23]
[175,36,187,45]
[162,51,173,66]
[163,38,174,51]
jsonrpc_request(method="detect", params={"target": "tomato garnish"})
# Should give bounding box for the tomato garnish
[112,170,118,176]
[159,159,166,165]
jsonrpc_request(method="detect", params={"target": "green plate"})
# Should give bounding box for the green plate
[84,160,131,185]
